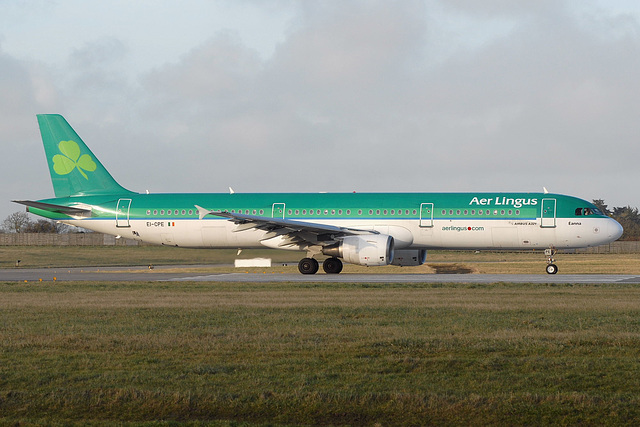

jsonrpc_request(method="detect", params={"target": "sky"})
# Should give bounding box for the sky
[1,0,639,222]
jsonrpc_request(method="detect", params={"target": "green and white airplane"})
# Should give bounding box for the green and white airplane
[15,114,623,275]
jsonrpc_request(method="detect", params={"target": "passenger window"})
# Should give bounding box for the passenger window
[442,210,446,215]
[464,210,468,215]
[181,210,186,215]
[331,209,335,215]
[471,210,475,215]
[456,210,461,215]
[515,209,520,215]
[500,210,505,215]
[391,210,395,215]
[188,210,193,215]
[412,210,417,215]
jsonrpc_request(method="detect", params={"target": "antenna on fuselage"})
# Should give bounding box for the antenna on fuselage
[543,187,549,194]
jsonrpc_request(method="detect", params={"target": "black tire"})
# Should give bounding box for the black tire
[323,257,343,274]
[546,264,558,275]
[298,257,319,275]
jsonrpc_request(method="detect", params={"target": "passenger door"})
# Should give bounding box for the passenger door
[116,198,132,228]
[420,203,434,227]
[541,198,556,228]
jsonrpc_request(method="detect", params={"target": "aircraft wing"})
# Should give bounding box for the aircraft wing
[195,205,377,248]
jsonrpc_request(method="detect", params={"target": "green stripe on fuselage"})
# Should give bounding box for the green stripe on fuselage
[36,192,604,222]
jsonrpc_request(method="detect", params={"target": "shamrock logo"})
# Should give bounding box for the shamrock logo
[52,140,97,179]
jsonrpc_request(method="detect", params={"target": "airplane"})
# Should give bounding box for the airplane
[14,114,623,275]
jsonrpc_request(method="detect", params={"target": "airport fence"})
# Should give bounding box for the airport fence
[573,241,640,254]
[0,233,140,246]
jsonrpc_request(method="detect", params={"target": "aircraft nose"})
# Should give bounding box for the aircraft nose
[607,218,624,241]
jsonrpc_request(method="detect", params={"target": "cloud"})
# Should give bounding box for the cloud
[2,0,640,221]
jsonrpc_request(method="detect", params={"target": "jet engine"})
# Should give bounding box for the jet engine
[391,249,427,266]
[322,234,395,266]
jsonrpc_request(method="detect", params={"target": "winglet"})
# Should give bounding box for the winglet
[195,205,211,220]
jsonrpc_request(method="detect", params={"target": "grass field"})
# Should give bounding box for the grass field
[2,280,640,425]
[2,247,640,424]
[2,245,640,274]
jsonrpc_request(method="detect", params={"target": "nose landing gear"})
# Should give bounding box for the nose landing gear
[545,248,558,274]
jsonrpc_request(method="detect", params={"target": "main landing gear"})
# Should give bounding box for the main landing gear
[545,248,558,275]
[322,257,343,274]
[298,257,343,275]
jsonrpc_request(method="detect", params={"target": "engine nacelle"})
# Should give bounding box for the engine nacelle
[323,234,395,266]
[391,249,427,266]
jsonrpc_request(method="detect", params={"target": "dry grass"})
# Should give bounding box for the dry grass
[2,281,640,425]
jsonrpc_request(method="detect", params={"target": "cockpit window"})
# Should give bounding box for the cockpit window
[576,207,603,216]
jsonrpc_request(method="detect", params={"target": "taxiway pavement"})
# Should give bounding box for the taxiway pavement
[1,265,639,284]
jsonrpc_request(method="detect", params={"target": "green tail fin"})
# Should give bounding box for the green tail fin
[37,114,135,198]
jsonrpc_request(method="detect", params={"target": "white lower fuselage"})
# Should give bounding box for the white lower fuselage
[64,216,619,252]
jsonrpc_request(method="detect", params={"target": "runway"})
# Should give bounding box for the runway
[2,265,640,284]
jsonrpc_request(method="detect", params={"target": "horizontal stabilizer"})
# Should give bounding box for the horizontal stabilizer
[13,200,92,217]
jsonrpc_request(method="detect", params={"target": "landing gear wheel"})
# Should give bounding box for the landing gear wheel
[298,257,319,275]
[323,257,343,274]
[544,248,558,275]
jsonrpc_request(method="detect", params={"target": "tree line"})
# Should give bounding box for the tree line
[592,200,640,241]
[2,212,68,234]
[3,199,640,240]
